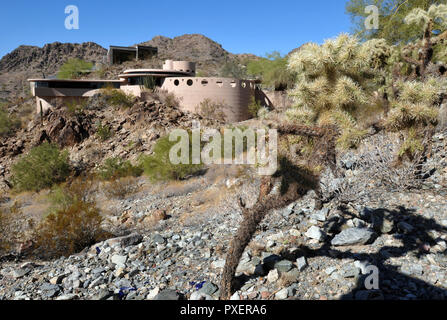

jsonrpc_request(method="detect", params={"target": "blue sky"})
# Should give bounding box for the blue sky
[0,0,352,59]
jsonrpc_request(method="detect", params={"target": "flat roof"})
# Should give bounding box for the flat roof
[119,70,193,78]
[28,79,123,83]
[122,69,192,74]
[108,45,157,51]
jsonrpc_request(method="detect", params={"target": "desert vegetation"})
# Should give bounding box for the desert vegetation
[10,142,71,192]
[57,58,94,79]
[246,52,296,91]
[0,105,20,137]
[219,3,447,299]
[139,134,204,181]
[196,98,227,122]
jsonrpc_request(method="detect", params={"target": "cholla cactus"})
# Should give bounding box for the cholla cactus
[386,77,442,131]
[402,4,447,79]
[385,77,445,159]
[287,34,391,148]
[404,4,447,31]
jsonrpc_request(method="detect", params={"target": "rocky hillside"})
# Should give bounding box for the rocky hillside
[140,34,233,63]
[0,127,446,300]
[0,42,107,74]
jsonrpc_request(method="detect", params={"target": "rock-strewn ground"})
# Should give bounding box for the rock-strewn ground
[0,130,446,301]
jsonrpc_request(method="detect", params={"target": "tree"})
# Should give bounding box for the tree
[246,52,296,91]
[346,0,445,44]
[57,58,93,79]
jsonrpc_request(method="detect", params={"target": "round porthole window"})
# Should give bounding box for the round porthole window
[187,79,193,86]
[174,80,180,86]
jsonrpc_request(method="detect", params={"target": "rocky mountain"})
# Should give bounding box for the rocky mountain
[0,42,107,75]
[139,34,233,63]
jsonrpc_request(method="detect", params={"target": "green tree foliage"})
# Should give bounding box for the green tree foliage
[0,106,20,137]
[287,34,391,149]
[96,122,113,141]
[246,52,296,91]
[220,59,248,79]
[57,58,94,79]
[11,142,71,192]
[139,135,204,181]
[346,0,445,44]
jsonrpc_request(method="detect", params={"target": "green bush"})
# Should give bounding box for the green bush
[57,58,93,79]
[11,142,71,192]
[34,200,110,259]
[97,157,143,181]
[47,177,96,215]
[102,89,134,108]
[139,135,204,181]
[247,52,296,91]
[248,96,262,118]
[0,107,20,137]
[96,122,113,141]
[65,98,88,115]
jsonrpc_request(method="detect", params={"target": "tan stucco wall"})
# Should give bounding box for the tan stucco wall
[120,85,143,97]
[161,77,257,122]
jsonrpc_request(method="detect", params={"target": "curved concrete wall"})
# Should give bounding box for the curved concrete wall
[172,61,196,75]
[161,77,257,122]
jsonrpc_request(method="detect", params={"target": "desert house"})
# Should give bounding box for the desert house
[28,46,272,123]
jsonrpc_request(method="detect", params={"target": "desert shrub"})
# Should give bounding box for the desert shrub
[65,98,88,115]
[0,107,20,137]
[102,176,140,199]
[220,125,258,161]
[96,122,113,141]
[153,90,181,107]
[57,58,93,79]
[247,52,296,91]
[140,76,157,90]
[34,200,110,258]
[47,177,96,215]
[97,157,143,181]
[196,98,227,122]
[248,95,262,118]
[101,88,134,108]
[139,135,204,181]
[287,34,391,149]
[11,143,71,192]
